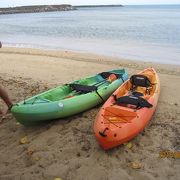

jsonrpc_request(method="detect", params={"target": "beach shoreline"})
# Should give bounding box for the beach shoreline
[0,47,179,180]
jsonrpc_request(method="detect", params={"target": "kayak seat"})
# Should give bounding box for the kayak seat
[114,95,153,109]
[130,74,151,88]
[130,74,153,95]
[131,91,144,97]
[99,72,124,82]
[69,83,105,101]
[69,83,98,93]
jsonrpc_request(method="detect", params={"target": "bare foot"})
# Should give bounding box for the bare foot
[0,107,9,123]
[3,107,10,115]
[0,112,5,123]
[0,115,6,123]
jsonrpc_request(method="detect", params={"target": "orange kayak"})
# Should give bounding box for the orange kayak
[94,68,160,150]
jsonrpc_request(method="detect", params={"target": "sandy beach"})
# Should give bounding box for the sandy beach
[0,47,179,180]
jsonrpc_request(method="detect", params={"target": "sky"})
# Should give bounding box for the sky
[0,0,180,7]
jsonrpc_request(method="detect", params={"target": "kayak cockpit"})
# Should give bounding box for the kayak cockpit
[22,75,110,104]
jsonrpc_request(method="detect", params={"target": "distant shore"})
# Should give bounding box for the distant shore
[0,4,76,15]
[0,4,124,15]
[75,4,123,8]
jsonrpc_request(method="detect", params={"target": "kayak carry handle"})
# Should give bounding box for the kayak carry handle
[99,128,109,137]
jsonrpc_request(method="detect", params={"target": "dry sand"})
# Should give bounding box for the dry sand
[0,47,179,180]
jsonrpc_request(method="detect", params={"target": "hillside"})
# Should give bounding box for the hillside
[0,4,76,15]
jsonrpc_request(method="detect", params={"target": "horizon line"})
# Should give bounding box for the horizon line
[75,3,180,6]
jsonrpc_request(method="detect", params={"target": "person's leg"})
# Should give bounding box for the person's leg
[0,85,13,109]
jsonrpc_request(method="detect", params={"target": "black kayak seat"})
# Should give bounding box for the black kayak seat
[99,71,125,83]
[131,91,144,97]
[69,83,104,101]
[115,95,153,109]
[130,74,151,88]
[69,83,97,93]
[99,72,122,79]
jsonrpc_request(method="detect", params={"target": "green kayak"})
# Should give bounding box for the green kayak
[11,69,128,126]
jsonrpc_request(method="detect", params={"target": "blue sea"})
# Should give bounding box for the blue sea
[0,5,180,64]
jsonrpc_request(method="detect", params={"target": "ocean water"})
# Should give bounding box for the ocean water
[0,5,180,64]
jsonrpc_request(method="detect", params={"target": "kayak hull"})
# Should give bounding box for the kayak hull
[11,69,128,126]
[94,68,160,150]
